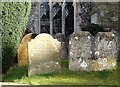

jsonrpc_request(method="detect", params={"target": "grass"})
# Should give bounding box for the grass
[0,74,2,81]
[2,59,120,85]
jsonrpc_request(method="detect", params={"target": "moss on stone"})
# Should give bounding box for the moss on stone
[1,2,31,73]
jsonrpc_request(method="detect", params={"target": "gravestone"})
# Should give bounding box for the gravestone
[18,33,33,66]
[54,33,66,42]
[69,31,117,71]
[28,33,61,76]
[92,32,117,71]
[69,31,93,71]
[54,33,68,59]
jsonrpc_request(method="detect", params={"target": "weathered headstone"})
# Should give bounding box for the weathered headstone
[69,31,117,71]
[28,33,61,76]
[92,32,117,71]
[69,31,93,71]
[18,33,33,66]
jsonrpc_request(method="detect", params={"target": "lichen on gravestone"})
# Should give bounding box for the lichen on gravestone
[93,32,117,71]
[69,31,117,71]
[69,31,93,71]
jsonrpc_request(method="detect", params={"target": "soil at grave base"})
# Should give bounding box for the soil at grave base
[0,82,29,86]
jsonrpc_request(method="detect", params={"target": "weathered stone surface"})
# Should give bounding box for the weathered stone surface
[93,32,117,71]
[28,33,61,76]
[69,31,93,71]
[18,33,33,66]
[69,31,117,71]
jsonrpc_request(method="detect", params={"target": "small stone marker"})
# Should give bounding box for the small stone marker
[93,32,117,71]
[69,31,93,71]
[54,33,66,42]
[54,33,68,59]
[69,31,117,71]
[28,33,61,76]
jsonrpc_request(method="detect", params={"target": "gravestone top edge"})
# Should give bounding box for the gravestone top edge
[69,31,94,40]
[28,33,60,44]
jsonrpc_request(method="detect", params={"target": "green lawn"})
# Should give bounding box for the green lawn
[2,59,120,85]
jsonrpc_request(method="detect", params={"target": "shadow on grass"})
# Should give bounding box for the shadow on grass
[2,61,120,85]
[2,65,28,82]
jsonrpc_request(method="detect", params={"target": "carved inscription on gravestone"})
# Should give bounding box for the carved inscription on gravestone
[28,34,61,76]
[69,31,93,71]
[69,31,117,71]
[92,32,117,71]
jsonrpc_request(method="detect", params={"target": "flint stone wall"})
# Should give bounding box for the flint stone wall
[27,2,39,33]
[69,31,117,71]
[91,2,118,29]
[28,34,61,76]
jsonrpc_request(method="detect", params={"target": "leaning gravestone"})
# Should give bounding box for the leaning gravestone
[18,33,33,66]
[69,31,118,71]
[92,32,118,71]
[28,33,61,76]
[69,31,93,71]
